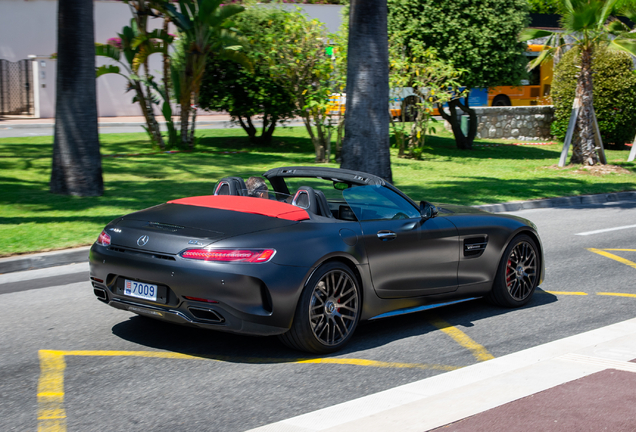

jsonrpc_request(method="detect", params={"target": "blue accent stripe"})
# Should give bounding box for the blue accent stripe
[368,297,481,321]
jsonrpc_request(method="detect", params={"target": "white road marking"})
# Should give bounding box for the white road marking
[575,224,636,236]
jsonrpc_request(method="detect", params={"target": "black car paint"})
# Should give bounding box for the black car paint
[89,167,544,339]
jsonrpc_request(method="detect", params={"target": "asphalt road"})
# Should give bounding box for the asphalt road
[2,201,636,431]
[0,120,306,139]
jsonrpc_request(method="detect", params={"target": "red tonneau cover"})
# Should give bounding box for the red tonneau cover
[167,195,310,221]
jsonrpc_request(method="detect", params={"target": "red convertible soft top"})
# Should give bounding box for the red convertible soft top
[167,195,310,221]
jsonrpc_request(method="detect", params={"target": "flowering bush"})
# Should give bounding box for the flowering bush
[106,37,122,49]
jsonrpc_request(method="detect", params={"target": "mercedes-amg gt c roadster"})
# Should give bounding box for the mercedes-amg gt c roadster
[89,166,544,353]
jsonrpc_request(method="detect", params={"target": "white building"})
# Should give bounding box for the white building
[0,0,343,118]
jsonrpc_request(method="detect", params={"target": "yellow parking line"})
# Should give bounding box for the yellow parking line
[428,316,495,362]
[37,349,459,428]
[296,358,458,371]
[602,249,636,252]
[55,350,458,370]
[597,292,636,298]
[37,350,66,432]
[543,291,588,295]
[588,248,636,270]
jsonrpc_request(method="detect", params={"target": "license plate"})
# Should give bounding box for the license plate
[124,279,158,302]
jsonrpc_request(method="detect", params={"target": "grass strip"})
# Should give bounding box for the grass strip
[0,127,634,256]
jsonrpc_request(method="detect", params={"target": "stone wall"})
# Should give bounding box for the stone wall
[473,106,554,140]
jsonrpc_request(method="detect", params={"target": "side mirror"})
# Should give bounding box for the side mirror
[420,201,438,220]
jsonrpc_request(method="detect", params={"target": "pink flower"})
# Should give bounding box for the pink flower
[107,37,122,49]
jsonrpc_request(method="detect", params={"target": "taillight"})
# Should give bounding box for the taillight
[96,230,111,246]
[181,249,275,263]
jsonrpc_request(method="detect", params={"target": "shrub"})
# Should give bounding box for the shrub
[551,45,636,148]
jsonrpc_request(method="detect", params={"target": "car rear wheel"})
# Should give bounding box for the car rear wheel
[487,234,539,307]
[278,262,361,354]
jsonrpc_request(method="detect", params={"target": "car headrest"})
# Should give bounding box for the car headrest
[292,186,333,218]
[214,177,247,196]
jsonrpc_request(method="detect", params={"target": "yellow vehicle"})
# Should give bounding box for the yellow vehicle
[327,44,553,117]
[488,44,553,106]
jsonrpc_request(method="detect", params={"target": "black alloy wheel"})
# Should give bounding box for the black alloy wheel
[279,262,361,354]
[487,234,539,307]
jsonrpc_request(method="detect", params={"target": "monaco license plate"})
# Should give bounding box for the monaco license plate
[124,279,158,302]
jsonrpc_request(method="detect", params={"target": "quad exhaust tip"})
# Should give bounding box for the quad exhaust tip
[93,287,108,302]
[188,307,225,323]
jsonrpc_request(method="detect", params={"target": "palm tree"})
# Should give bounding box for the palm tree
[521,0,636,165]
[163,0,247,148]
[96,21,172,149]
[340,0,392,182]
[51,0,103,196]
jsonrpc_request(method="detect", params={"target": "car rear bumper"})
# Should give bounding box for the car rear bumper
[89,244,311,336]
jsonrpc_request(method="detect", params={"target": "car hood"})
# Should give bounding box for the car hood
[106,203,301,254]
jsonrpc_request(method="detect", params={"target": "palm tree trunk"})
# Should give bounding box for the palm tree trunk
[341,0,392,182]
[571,46,599,165]
[51,0,103,196]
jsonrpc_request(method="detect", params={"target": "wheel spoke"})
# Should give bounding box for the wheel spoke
[308,269,359,347]
[506,240,537,301]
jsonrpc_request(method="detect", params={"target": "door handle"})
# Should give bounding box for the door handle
[377,231,397,241]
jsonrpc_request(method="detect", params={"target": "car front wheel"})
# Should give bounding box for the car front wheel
[278,262,361,354]
[487,234,539,307]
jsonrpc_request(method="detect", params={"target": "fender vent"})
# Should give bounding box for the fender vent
[464,236,488,258]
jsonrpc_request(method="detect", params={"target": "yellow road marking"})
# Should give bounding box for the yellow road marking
[428,316,495,362]
[37,349,459,429]
[37,350,66,432]
[543,291,588,295]
[597,292,636,298]
[296,358,458,371]
[588,248,636,270]
[602,249,636,252]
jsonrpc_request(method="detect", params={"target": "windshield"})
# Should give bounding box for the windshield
[342,185,420,221]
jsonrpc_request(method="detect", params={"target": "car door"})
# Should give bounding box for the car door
[343,185,459,299]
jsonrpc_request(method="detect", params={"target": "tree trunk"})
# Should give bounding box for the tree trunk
[341,0,392,182]
[438,97,477,150]
[180,98,190,147]
[237,115,258,142]
[189,97,197,149]
[50,0,103,196]
[570,46,599,165]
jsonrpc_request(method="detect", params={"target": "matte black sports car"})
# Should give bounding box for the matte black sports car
[89,166,544,353]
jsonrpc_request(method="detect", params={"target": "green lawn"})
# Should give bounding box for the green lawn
[1,126,634,256]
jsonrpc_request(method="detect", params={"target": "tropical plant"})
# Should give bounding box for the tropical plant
[521,0,636,165]
[163,0,248,149]
[52,0,103,196]
[389,39,466,159]
[95,20,173,149]
[551,45,636,149]
[261,9,336,163]
[197,5,296,144]
[388,0,530,150]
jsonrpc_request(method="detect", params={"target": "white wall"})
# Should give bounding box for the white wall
[0,0,344,118]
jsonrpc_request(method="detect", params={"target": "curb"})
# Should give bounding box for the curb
[473,190,636,213]
[0,246,91,274]
[0,191,634,275]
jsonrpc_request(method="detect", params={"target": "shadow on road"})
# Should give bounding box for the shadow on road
[110,288,558,363]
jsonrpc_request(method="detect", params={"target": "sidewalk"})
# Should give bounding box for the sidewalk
[247,317,636,432]
[0,113,233,128]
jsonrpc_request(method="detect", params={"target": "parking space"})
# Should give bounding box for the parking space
[2,201,636,431]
